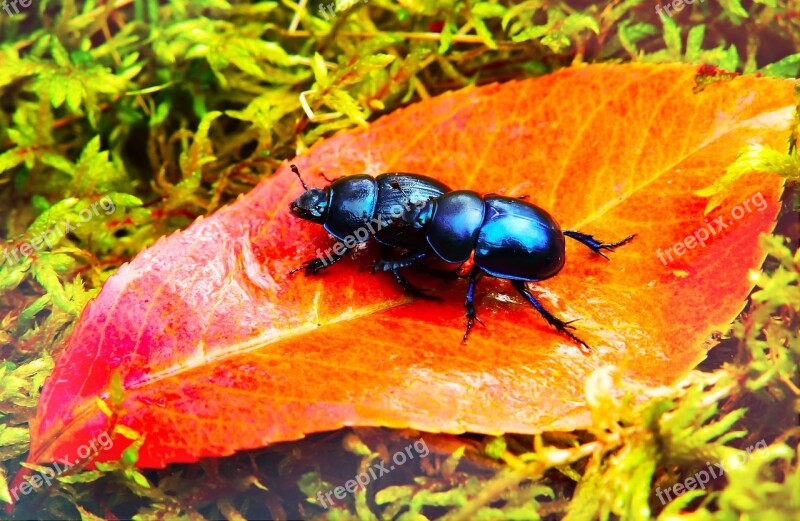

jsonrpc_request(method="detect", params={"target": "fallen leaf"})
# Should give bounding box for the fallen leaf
[24,63,796,470]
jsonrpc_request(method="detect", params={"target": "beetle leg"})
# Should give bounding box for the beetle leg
[462,267,486,344]
[511,280,591,353]
[370,251,441,300]
[370,246,463,280]
[371,251,429,273]
[390,268,441,301]
[289,246,350,276]
[564,231,636,260]
[358,244,395,273]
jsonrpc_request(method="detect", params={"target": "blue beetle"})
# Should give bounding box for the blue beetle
[289,165,635,351]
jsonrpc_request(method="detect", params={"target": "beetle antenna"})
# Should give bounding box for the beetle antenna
[290,164,311,191]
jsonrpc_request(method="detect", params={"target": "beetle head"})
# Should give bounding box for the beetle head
[289,164,328,223]
[290,189,328,223]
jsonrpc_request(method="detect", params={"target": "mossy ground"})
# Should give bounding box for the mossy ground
[1,1,798,519]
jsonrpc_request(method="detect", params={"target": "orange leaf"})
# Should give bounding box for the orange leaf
[25,63,796,470]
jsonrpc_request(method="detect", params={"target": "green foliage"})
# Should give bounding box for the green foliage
[696,143,800,213]
[761,53,800,79]
[0,0,797,519]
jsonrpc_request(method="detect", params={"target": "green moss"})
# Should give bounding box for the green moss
[1,1,797,519]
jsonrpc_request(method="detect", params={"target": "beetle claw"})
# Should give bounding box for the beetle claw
[289,258,329,276]
[596,233,637,260]
[305,258,329,275]
[462,295,487,344]
[289,261,312,276]
[462,315,487,344]
[602,233,637,249]
[511,280,593,353]
[562,318,581,330]
[545,315,591,352]
[556,325,591,353]
[564,231,637,261]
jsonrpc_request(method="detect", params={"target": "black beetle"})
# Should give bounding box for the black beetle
[289,165,635,351]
